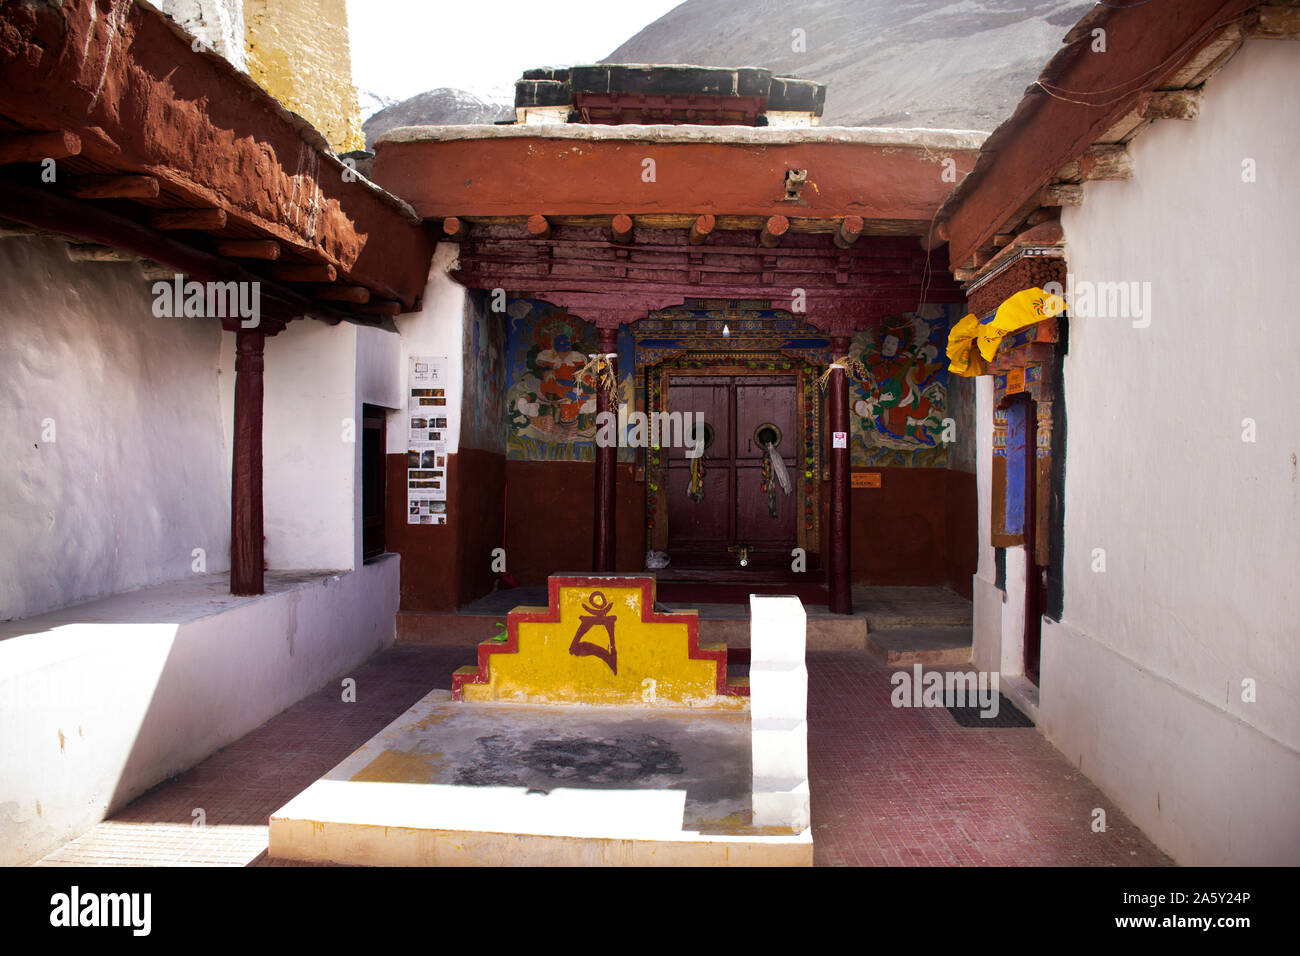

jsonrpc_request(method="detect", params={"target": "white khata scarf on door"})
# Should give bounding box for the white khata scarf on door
[761,441,792,517]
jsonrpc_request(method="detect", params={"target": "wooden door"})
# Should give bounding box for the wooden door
[665,374,797,567]
[665,379,732,550]
[734,380,797,548]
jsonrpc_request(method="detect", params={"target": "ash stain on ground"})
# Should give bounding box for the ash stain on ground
[456,733,685,787]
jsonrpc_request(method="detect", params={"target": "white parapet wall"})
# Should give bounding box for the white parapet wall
[748,594,809,831]
[0,559,399,866]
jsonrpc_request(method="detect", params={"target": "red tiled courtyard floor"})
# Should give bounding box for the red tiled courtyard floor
[36,646,1171,866]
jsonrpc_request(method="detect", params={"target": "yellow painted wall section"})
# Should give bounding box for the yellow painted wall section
[461,581,747,709]
[244,0,364,153]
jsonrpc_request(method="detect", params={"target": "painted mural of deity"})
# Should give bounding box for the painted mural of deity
[849,309,951,467]
[500,300,594,459]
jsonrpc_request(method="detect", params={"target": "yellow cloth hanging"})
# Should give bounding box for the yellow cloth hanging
[946,286,1060,377]
[946,312,985,377]
[977,286,1059,360]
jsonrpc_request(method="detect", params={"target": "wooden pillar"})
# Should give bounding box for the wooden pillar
[231,330,265,595]
[593,327,618,572]
[827,336,852,614]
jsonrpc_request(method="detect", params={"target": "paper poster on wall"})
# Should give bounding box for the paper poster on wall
[408,355,450,524]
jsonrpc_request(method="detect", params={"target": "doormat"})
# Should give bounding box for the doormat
[945,694,1034,728]
[657,582,829,606]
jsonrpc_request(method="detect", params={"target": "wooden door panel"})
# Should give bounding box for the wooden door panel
[735,461,797,545]
[735,380,796,460]
[667,380,731,553]
[667,464,731,546]
[668,380,730,455]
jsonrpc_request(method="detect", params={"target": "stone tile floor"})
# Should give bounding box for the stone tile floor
[36,646,1170,867]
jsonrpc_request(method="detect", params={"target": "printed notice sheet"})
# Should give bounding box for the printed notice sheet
[407,355,449,524]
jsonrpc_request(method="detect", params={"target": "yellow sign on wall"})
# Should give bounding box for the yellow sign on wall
[453,576,748,709]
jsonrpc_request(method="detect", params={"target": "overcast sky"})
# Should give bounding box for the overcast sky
[346,0,685,112]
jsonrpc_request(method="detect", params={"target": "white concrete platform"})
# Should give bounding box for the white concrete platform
[269,690,812,866]
[0,561,399,866]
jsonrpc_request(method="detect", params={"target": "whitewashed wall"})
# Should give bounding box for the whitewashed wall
[1043,39,1300,864]
[155,0,248,71]
[262,320,358,571]
[0,240,230,622]
[970,376,1004,674]
[0,252,406,864]
[387,243,468,455]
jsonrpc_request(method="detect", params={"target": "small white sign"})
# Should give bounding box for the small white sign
[832,431,848,449]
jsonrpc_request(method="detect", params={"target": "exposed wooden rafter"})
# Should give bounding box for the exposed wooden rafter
[0,130,81,164]
[150,208,228,231]
[68,175,159,199]
[937,0,1259,265]
[0,0,432,312]
[760,215,789,248]
[216,239,281,260]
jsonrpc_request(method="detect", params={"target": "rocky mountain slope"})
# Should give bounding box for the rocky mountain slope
[362,88,511,148]
[604,0,1093,130]
[362,0,1093,140]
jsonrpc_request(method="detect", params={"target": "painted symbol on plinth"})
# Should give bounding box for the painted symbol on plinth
[569,591,618,674]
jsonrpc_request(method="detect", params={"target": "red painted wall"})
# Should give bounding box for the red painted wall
[817,466,977,592]
[385,448,506,611]
[504,460,646,585]
[388,454,973,607]
[944,469,978,600]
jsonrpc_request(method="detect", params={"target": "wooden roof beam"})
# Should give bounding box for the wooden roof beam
[527,214,551,240]
[760,215,789,248]
[689,214,715,245]
[269,262,337,283]
[1245,5,1300,38]
[150,208,228,231]
[315,285,371,304]
[0,176,361,329]
[0,0,432,308]
[1142,88,1203,121]
[1078,144,1133,181]
[834,215,864,250]
[68,175,159,200]
[0,130,80,164]
[939,0,1257,265]
[1040,183,1083,207]
[66,243,135,262]
[216,239,281,260]
[611,214,634,244]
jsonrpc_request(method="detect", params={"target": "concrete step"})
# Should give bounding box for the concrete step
[866,626,972,667]
[697,615,865,652]
[854,586,972,630]
[397,612,501,645]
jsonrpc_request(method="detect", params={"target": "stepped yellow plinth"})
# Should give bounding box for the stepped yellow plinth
[453,576,748,708]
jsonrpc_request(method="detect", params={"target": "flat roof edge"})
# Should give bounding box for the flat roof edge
[375,124,990,151]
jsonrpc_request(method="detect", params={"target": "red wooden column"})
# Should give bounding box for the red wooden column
[231,330,266,595]
[827,336,852,614]
[593,326,618,572]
